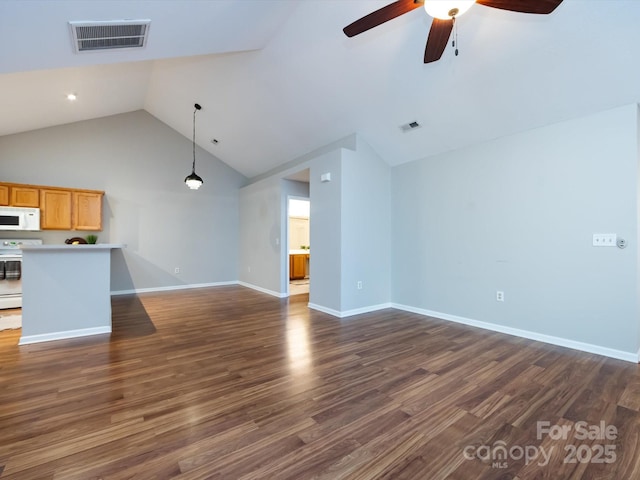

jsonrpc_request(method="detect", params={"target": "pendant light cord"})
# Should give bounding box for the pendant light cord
[192,104,201,174]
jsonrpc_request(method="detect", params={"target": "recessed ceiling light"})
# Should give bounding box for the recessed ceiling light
[67,93,77,101]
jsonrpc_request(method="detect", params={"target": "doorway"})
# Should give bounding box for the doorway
[288,197,310,296]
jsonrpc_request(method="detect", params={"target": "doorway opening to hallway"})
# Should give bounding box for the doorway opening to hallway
[288,197,310,296]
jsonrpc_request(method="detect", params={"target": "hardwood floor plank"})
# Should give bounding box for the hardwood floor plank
[618,375,640,412]
[0,285,639,479]
[394,411,479,480]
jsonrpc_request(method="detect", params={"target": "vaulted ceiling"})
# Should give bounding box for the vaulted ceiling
[1,0,639,178]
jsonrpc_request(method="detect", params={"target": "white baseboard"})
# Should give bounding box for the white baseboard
[308,302,392,319]
[19,326,112,345]
[391,303,639,364]
[307,302,342,317]
[238,281,287,298]
[111,281,238,296]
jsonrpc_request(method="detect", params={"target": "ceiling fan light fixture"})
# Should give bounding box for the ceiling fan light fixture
[343,0,562,63]
[424,0,476,20]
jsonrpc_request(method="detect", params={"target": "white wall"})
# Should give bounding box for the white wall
[309,150,343,311]
[392,104,639,357]
[637,104,640,352]
[238,176,282,295]
[340,137,391,312]
[0,110,247,292]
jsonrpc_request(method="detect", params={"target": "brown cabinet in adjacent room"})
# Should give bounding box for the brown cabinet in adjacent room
[289,254,309,280]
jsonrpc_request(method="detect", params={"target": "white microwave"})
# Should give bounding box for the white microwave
[0,206,41,231]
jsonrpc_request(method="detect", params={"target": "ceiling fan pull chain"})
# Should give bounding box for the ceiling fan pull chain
[452,16,456,48]
[453,16,459,56]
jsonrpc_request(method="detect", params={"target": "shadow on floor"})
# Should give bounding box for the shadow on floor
[110,294,157,339]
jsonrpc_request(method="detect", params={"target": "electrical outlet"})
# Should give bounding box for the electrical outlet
[174,267,180,274]
[496,291,504,302]
[593,233,617,247]
[357,281,363,290]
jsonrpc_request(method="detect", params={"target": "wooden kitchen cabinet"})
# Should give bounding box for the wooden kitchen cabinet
[1,181,104,231]
[0,185,8,206]
[0,182,39,206]
[40,189,73,230]
[73,191,102,231]
[289,254,309,280]
[10,186,39,207]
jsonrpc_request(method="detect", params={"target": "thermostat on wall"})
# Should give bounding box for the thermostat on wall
[320,172,331,183]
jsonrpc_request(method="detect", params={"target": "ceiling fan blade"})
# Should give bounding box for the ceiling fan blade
[424,18,454,63]
[343,0,424,37]
[476,0,563,15]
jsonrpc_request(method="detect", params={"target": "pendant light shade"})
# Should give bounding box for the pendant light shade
[185,171,203,190]
[185,103,203,190]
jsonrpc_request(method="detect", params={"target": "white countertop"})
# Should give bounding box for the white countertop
[21,244,124,251]
[289,249,310,255]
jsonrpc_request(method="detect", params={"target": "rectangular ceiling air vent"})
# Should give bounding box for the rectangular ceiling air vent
[69,19,151,53]
[400,121,421,133]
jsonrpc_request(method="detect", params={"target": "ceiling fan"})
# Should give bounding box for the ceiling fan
[343,0,563,63]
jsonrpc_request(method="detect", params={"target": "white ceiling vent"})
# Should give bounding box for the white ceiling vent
[69,20,151,53]
[400,121,421,133]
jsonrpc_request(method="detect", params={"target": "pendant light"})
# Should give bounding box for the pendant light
[185,103,204,190]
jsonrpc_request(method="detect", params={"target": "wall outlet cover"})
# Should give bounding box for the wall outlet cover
[593,233,617,247]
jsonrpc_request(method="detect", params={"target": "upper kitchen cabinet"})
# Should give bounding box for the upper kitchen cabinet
[0,185,8,206]
[0,183,39,206]
[73,191,102,231]
[1,182,104,231]
[40,189,73,230]
[10,186,39,207]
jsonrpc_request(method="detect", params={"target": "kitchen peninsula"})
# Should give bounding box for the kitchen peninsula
[19,243,123,345]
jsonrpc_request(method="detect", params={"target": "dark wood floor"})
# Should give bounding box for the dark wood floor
[1,286,639,479]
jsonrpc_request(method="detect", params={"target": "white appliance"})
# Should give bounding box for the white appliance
[0,238,42,309]
[0,206,40,231]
